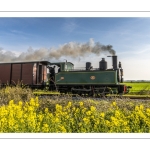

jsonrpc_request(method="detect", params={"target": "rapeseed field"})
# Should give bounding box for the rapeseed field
[0,97,150,133]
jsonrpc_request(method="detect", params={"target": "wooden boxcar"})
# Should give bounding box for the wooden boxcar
[0,61,50,89]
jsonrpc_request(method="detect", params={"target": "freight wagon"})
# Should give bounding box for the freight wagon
[0,61,50,89]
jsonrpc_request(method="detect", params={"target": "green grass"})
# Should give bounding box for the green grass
[124,82,150,95]
[33,82,150,96]
[33,90,60,95]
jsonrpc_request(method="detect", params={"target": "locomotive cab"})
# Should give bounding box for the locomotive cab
[47,62,74,90]
[49,62,74,72]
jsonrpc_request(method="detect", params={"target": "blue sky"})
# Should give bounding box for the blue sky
[0,17,150,80]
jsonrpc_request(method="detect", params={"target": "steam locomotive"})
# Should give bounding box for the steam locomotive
[0,55,131,96]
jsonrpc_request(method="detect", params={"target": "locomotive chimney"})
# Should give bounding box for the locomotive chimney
[107,55,117,70]
[112,55,117,70]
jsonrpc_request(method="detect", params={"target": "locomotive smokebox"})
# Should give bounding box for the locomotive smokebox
[112,55,117,70]
[86,62,91,70]
[99,58,107,70]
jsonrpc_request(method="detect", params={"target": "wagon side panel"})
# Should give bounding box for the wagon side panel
[0,64,11,84]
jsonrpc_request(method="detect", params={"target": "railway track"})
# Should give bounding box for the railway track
[118,95,150,100]
[33,92,150,100]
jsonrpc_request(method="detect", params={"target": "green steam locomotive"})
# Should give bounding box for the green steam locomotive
[48,55,131,96]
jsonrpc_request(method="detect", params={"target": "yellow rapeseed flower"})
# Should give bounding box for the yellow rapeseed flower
[55,117,60,123]
[45,108,49,113]
[59,125,67,133]
[30,98,36,106]
[9,100,14,106]
[100,112,105,118]
[83,118,89,124]
[112,101,116,107]
[18,101,23,106]
[56,104,62,112]
[115,110,121,118]
[42,123,49,132]
[81,108,86,113]
[67,102,72,107]
[146,108,150,117]
[86,111,92,116]
[79,102,84,107]
[123,121,128,126]
[135,106,139,111]
[139,105,144,111]
[90,106,96,112]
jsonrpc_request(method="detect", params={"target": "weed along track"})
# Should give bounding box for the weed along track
[33,91,150,101]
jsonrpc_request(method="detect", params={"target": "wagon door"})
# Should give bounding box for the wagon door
[22,63,34,85]
[11,64,21,85]
[37,64,47,84]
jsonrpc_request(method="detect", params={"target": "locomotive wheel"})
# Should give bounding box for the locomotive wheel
[87,91,93,97]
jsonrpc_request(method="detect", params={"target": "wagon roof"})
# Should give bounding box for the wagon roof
[0,60,51,65]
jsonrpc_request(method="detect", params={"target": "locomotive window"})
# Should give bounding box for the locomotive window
[62,64,65,71]
[66,63,74,71]
[65,64,67,70]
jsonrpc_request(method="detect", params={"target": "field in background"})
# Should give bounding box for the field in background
[124,82,150,95]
